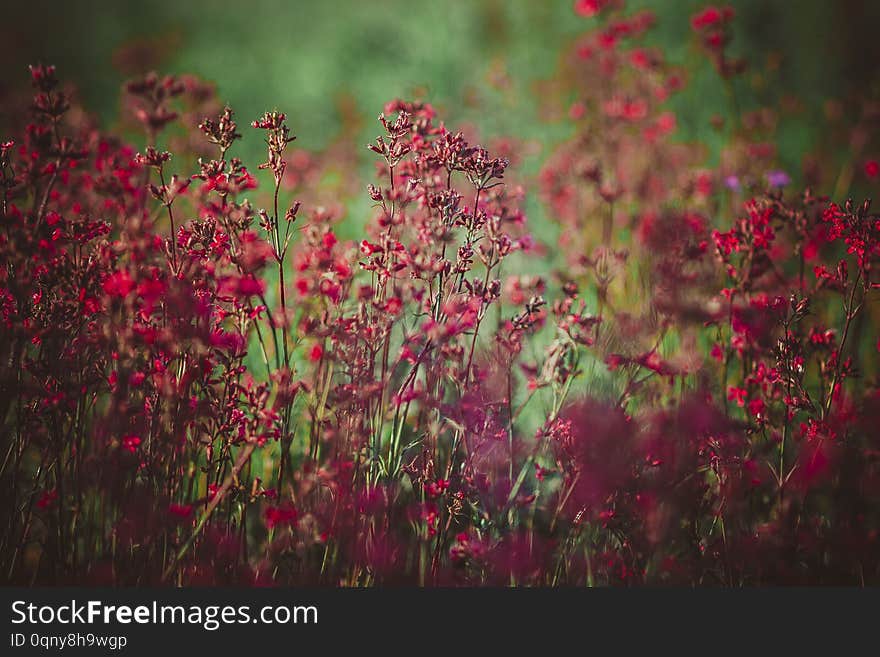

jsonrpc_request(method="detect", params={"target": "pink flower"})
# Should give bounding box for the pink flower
[102,271,135,298]
[574,0,604,17]
[727,386,747,407]
[691,6,734,31]
[748,397,765,418]
[121,434,141,453]
[168,503,193,519]
[308,343,324,362]
[360,240,382,256]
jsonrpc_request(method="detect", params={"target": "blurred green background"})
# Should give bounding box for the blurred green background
[2,0,878,226]
[3,0,878,143]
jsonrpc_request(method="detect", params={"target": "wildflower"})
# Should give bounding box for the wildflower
[691,6,731,31]
[748,397,765,418]
[121,434,142,453]
[264,506,297,529]
[360,240,382,256]
[308,343,324,362]
[168,504,193,519]
[36,489,58,510]
[766,170,791,188]
[574,0,606,17]
[102,271,135,298]
[727,387,747,407]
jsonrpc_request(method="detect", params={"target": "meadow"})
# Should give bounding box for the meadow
[1,1,879,585]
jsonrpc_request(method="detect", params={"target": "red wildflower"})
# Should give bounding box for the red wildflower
[36,489,59,510]
[308,343,324,362]
[574,0,606,17]
[727,386,747,407]
[167,504,193,519]
[102,271,135,298]
[264,506,297,529]
[121,434,141,453]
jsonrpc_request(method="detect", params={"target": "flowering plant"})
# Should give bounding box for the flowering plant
[1,3,879,586]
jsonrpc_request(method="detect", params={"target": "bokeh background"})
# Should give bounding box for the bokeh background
[2,0,879,237]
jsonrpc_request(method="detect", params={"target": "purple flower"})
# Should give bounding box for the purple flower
[766,170,790,188]
[724,175,741,191]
